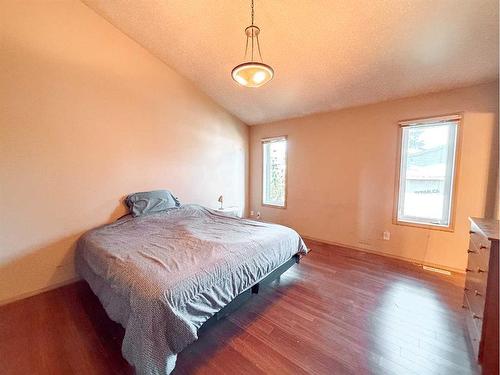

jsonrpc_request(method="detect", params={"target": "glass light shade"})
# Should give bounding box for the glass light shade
[231,62,274,88]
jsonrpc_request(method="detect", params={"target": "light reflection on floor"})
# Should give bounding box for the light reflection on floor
[371,280,476,375]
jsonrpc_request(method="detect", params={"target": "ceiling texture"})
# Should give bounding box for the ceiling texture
[83,0,499,125]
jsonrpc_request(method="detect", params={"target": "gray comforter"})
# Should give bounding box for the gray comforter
[75,204,307,375]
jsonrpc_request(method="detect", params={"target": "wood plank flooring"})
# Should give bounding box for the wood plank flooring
[0,240,478,374]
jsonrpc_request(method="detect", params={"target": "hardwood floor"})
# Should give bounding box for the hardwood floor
[0,240,478,374]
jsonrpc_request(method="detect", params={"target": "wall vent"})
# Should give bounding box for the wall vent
[422,265,451,275]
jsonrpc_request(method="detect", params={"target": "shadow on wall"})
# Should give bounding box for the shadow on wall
[0,199,128,305]
[484,110,499,219]
[0,234,80,305]
[108,196,129,221]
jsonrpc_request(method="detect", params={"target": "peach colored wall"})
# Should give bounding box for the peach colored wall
[250,82,499,271]
[0,1,248,304]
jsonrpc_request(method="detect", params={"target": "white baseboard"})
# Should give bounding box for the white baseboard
[301,235,465,274]
[0,276,81,307]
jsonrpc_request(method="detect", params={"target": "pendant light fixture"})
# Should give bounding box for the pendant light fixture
[231,0,274,88]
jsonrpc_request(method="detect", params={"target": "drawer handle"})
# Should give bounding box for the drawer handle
[469,230,476,234]
[474,290,482,296]
[480,245,487,249]
[473,313,483,320]
[467,249,477,254]
[477,268,486,273]
[464,287,469,291]
[465,268,473,272]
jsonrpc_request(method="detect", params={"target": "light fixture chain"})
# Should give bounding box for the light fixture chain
[251,0,254,26]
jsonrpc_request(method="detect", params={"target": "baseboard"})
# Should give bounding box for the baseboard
[301,235,465,274]
[0,276,81,307]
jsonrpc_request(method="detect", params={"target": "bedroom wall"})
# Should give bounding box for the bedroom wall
[250,82,499,272]
[0,1,248,304]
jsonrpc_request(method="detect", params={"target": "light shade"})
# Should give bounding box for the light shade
[231,62,274,88]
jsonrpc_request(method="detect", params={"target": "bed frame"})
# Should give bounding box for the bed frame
[199,254,301,332]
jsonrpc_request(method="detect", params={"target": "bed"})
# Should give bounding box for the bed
[75,204,307,375]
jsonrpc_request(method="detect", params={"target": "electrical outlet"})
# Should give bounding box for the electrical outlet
[383,231,390,241]
[250,210,254,216]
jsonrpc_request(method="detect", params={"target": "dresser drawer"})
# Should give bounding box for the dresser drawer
[464,288,485,333]
[466,247,489,275]
[465,273,486,304]
[463,293,482,358]
[470,232,491,254]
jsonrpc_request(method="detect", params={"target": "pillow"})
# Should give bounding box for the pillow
[125,190,180,217]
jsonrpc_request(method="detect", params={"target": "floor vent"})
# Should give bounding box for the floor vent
[422,265,451,275]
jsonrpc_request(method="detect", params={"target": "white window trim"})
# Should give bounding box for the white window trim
[261,136,287,208]
[393,114,462,231]
[399,114,462,127]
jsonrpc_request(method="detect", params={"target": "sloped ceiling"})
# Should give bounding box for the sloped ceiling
[83,0,499,125]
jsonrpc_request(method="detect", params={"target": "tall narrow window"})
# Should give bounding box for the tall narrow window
[396,115,460,229]
[262,136,287,207]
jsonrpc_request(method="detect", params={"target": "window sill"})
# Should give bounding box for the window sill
[262,203,287,209]
[393,218,454,232]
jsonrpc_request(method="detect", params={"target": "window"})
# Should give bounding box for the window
[396,115,460,229]
[262,136,287,207]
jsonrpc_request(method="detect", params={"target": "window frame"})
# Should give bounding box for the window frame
[393,114,462,232]
[261,135,288,209]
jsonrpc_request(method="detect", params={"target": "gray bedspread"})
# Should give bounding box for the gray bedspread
[75,204,307,375]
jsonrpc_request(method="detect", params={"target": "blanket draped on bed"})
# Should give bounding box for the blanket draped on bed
[75,204,307,375]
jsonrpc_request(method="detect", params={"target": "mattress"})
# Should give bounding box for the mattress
[75,204,307,375]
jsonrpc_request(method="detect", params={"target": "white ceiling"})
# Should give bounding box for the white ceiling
[83,0,499,125]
